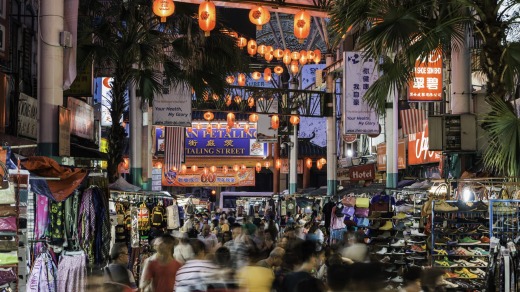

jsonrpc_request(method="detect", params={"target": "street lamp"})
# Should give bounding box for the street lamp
[281,141,294,193]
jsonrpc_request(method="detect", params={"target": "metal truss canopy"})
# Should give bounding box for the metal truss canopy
[192,85,331,117]
[173,0,331,17]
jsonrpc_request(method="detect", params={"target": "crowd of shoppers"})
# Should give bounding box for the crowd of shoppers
[97,209,449,292]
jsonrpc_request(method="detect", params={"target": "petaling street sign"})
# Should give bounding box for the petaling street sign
[162,168,255,187]
[185,128,267,157]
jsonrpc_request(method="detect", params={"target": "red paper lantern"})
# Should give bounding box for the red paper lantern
[294,10,311,43]
[249,5,270,30]
[199,0,216,37]
[152,0,175,23]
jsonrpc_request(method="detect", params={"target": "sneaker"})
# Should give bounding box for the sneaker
[393,212,412,220]
[379,221,393,230]
[410,244,426,253]
[381,256,391,263]
[480,236,490,243]
[469,247,490,256]
[435,201,458,212]
[435,258,457,267]
[391,239,406,247]
[368,221,381,230]
[459,237,481,245]
[436,236,458,245]
[469,258,488,267]
[444,272,459,278]
[394,259,406,265]
[473,201,489,212]
[390,276,403,283]
[453,259,473,267]
[441,279,459,288]
[410,229,427,236]
[454,247,475,256]
[454,268,478,279]
[456,201,478,212]
[433,248,448,255]
[376,247,388,255]
[476,225,489,233]
[469,268,486,278]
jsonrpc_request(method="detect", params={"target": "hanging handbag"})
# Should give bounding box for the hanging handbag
[0,217,16,232]
[0,162,14,205]
[354,207,369,218]
[0,251,17,266]
[343,194,356,207]
[0,206,16,217]
[0,236,17,252]
[0,268,16,286]
[370,193,390,213]
[356,197,370,208]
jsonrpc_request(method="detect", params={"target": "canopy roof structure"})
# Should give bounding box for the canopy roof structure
[173,0,331,17]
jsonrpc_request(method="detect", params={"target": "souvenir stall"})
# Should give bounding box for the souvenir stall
[108,190,180,283]
[11,156,110,292]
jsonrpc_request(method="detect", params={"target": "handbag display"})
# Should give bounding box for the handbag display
[343,195,356,207]
[0,163,14,206]
[370,193,390,213]
[0,236,16,252]
[0,218,15,232]
[356,197,370,208]
[0,251,17,266]
[0,268,16,286]
[0,206,16,217]
[354,207,369,218]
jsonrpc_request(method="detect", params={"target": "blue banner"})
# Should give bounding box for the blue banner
[185,128,267,157]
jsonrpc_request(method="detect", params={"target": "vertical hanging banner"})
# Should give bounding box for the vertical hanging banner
[152,85,192,127]
[18,93,38,139]
[58,106,71,157]
[408,51,443,101]
[162,127,185,186]
[343,52,380,134]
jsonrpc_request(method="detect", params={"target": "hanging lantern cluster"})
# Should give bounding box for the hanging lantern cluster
[152,0,175,23]
[271,115,279,130]
[232,34,322,65]
[198,0,216,37]
[249,5,270,30]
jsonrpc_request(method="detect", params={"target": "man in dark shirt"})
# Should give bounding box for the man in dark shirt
[281,240,324,292]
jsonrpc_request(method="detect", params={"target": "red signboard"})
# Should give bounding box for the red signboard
[408,123,442,165]
[376,140,407,171]
[408,51,443,101]
[349,164,376,181]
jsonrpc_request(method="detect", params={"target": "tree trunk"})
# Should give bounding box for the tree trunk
[107,74,128,183]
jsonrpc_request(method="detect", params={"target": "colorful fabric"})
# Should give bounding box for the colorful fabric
[57,253,86,292]
[27,252,58,292]
[49,201,65,245]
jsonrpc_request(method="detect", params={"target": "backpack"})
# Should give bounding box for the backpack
[334,204,345,217]
[115,203,125,225]
[137,203,150,231]
[185,204,195,214]
[151,205,165,227]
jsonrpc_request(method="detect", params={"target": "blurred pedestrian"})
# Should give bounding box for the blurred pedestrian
[140,234,181,292]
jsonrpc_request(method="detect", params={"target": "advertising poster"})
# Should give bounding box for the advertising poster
[162,168,255,187]
[58,107,71,157]
[153,85,192,127]
[343,51,380,134]
[68,97,94,140]
[409,51,443,101]
[408,122,442,165]
[17,93,38,139]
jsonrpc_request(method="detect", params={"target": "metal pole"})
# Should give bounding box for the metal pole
[129,81,143,187]
[289,79,298,194]
[385,88,399,189]
[326,53,337,196]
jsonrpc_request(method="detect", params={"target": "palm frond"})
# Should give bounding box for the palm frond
[482,97,520,177]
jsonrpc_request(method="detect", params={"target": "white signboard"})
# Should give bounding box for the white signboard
[68,97,94,140]
[153,85,192,127]
[152,168,162,191]
[343,51,380,134]
[18,93,38,139]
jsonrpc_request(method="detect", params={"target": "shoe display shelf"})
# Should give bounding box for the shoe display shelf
[431,200,491,289]
[489,199,520,239]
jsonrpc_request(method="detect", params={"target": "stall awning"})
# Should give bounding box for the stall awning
[70,143,109,160]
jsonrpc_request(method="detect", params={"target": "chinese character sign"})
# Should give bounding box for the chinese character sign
[343,51,380,134]
[162,167,255,187]
[409,51,443,101]
[185,128,267,157]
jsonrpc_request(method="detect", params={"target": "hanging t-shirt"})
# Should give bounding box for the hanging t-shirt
[281,200,287,216]
[151,205,166,228]
[286,199,296,216]
[166,204,180,229]
[137,203,150,240]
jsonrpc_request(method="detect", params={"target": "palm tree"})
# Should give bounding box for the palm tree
[78,0,249,182]
[328,0,520,177]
